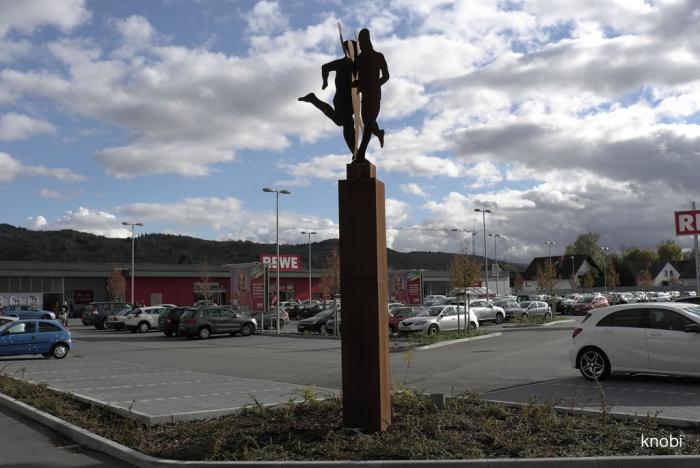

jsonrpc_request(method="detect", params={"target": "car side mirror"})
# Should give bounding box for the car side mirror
[685,324,700,333]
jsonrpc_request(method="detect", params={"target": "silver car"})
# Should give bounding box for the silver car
[467,300,506,324]
[507,301,552,321]
[397,305,479,335]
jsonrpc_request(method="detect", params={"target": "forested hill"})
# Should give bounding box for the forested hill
[0,224,521,271]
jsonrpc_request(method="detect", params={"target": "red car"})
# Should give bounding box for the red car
[388,306,420,333]
[572,295,609,315]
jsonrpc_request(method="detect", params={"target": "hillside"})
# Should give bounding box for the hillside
[0,224,522,271]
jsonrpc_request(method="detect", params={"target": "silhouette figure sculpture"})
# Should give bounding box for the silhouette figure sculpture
[353,28,389,162]
[299,40,359,155]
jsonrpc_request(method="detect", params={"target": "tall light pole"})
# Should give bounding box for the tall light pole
[601,246,610,292]
[544,241,556,314]
[121,221,143,305]
[570,255,576,291]
[263,187,291,334]
[474,208,492,299]
[301,230,317,302]
[488,233,502,297]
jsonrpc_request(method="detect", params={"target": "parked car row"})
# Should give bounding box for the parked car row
[83,302,258,340]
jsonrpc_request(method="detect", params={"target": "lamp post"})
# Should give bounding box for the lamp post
[488,233,502,297]
[301,231,317,302]
[544,241,556,315]
[474,208,492,299]
[121,221,143,305]
[601,246,610,293]
[263,187,291,334]
[570,255,576,291]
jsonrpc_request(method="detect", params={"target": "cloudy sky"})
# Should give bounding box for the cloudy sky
[1,0,699,263]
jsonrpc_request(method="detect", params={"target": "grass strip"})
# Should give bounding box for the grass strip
[1,374,698,460]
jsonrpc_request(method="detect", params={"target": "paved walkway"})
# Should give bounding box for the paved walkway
[485,374,700,425]
[1,357,336,424]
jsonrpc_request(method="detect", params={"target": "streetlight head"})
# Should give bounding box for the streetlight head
[121,222,129,226]
[301,231,307,234]
[262,187,274,193]
[474,208,482,213]
[135,223,143,226]
[310,231,317,235]
[484,209,492,214]
[280,189,292,195]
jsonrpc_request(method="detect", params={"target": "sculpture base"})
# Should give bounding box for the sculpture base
[338,160,391,432]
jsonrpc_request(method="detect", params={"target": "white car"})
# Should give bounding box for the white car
[570,303,700,380]
[124,306,169,333]
[397,305,479,335]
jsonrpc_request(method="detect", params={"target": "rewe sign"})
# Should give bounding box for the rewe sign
[260,254,302,272]
[675,210,700,236]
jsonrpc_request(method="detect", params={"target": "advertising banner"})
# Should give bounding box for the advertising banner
[260,254,302,272]
[230,263,267,311]
[388,270,423,305]
[74,290,94,305]
[675,210,700,236]
[0,293,43,310]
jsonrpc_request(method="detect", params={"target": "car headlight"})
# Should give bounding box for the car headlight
[414,320,426,326]
[250,319,258,326]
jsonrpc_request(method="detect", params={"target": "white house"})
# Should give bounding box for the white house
[520,254,601,293]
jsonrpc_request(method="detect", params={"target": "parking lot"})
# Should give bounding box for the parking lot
[2,317,700,426]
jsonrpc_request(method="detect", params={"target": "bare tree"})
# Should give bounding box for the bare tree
[106,265,125,301]
[320,247,340,298]
[449,245,481,291]
[536,261,555,292]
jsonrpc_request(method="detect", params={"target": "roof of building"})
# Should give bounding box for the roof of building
[521,254,600,281]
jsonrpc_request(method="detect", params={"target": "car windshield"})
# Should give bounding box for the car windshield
[419,307,444,317]
[181,309,198,319]
[681,306,700,320]
[313,310,333,318]
[577,296,595,303]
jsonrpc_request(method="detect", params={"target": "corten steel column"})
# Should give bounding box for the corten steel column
[339,160,390,432]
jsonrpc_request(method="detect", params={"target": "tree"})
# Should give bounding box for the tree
[449,250,481,291]
[106,265,125,301]
[536,261,555,292]
[583,271,595,290]
[621,248,658,275]
[512,272,524,292]
[565,232,604,269]
[657,239,683,262]
[605,256,620,290]
[198,261,214,303]
[636,269,653,290]
[320,246,340,298]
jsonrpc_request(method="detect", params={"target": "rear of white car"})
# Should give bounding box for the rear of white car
[124,306,165,333]
[570,303,700,380]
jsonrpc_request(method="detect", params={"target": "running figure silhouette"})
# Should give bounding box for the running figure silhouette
[353,28,389,162]
[298,40,359,155]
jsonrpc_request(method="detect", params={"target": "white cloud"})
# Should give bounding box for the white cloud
[386,198,410,226]
[29,207,130,237]
[245,1,288,35]
[0,113,55,141]
[0,0,90,37]
[400,183,428,198]
[0,152,85,183]
[118,197,244,231]
[38,188,63,199]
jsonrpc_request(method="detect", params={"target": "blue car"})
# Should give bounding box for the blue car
[0,320,72,359]
[0,306,55,320]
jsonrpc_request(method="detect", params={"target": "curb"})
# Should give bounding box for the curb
[409,332,502,351]
[501,319,576,330]
[1,391,700,467]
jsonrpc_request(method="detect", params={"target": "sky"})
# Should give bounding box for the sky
[1,0,700,263]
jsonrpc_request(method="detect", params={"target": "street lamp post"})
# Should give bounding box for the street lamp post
[601,246,610,293]
[301,231,317,302]
[263,187,291,334]
[121,222,143,305]
[544,241,556,315]
[488,233,502,297]
[570,255,576,291]
[474,208,492,299]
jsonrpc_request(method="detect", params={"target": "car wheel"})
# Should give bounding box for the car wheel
[577,347,611,381]
[52,343,69,359]
[240,324,254,337]
[138,321,150,333]
[164,331,173,337]
[427,324,439,336]
[545,312,553,321]
[198,327,211,340]
[494,313,504,324]
[467,321,477,332]
[520,313,529,321]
